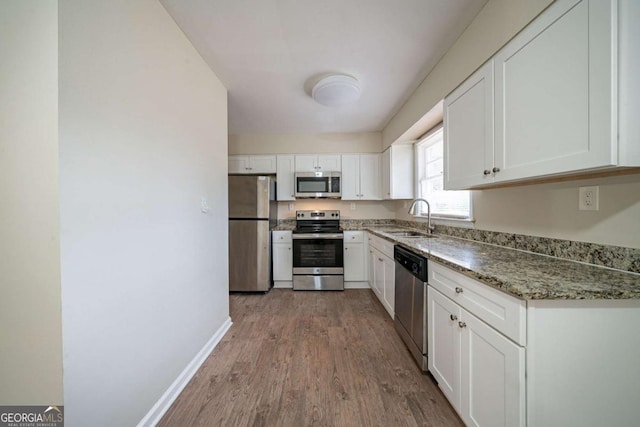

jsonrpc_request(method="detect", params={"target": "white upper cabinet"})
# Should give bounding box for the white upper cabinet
[276,155,295,201]
[294,154,341,172]
[493,0,614,182]
[382,145,414,199]
[444,0,639,190]
[228,155,277,174]
[444,61,494,189]
[341,154,381,200]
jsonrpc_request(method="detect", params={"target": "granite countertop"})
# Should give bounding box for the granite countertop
[366,227,640,301]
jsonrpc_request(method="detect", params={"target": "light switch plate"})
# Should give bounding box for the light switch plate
[201,196,209,213]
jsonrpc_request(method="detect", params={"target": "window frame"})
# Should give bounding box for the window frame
[413,124,473,222]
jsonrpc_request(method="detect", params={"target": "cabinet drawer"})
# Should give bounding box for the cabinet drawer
[428,261,526,345]
[379,239,394,259]
[344,231,364,243]
[272,230,292,243]
[368,233,381,249]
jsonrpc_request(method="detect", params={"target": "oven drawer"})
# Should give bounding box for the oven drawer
[293,275,344,291]
[293,267,343,275]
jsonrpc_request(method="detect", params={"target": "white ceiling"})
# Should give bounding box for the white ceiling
[160,0,488,134]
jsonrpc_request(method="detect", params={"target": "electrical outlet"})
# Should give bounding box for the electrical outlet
[350,203,356,210]
[579,186,599,211]
[288,203,294,211]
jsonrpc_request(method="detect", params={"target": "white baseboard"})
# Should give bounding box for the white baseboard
[345,281,370,289]
[137,317,232,427]
[275,281,370,289]
[273,281,293,289]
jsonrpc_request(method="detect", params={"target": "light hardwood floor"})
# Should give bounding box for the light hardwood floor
[158,289,463,426]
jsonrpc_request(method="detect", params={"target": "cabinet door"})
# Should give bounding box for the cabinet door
[382,254,394,315]
[249,155,276,174]
[428,287,462,412]
[444,61,494,190]
[381,149,391,199]
[317,154,341,171]
[228,155,249,174]
[383,145,414,199]
[340,154,360,200]
[493,0,615,182]
[368,245,377,294]
[460,309,525,427]
[372,249,385,302]
[344,242,365,281]
[359,154,382,200]
[272,243,292,281]
[294,155,317,172]
[276,155,295,201]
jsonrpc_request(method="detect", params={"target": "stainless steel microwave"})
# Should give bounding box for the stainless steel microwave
[294,172,341,198]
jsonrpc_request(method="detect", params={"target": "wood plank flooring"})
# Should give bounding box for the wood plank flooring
[158,289,463,427]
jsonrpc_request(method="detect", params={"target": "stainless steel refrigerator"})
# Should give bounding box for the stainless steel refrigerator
[228,175,277,292]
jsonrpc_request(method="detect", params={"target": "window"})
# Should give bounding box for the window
[414,126,471,219]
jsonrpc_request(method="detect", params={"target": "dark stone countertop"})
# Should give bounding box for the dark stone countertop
[366,227,640,301]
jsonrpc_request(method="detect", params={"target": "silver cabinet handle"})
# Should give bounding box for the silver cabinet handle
[492,167,500,173]
[450,314,458,321]
[483,169,491,175]
[455,287,463,293]
[345,247,348,250]
[458,321,467,328]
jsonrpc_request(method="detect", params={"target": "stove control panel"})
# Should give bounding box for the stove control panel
[296,210,340,220]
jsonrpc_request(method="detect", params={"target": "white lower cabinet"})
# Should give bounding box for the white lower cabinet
[429,286,525,427]
[428,287,461,408]
[344,231,367,283]
[460,307,525,427]
[428,258,526,427]
[272,231,292,286]
[367,233,394,317]
[429,260,640,427]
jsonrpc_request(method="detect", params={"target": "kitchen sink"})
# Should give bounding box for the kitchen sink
[388,231,436,238]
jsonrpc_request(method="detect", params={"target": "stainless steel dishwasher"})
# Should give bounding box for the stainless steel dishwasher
[394,245,428,371]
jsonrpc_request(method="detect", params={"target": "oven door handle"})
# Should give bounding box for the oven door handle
[292,233,344,239]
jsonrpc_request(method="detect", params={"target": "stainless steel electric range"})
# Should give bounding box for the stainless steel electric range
[292,210,344,291]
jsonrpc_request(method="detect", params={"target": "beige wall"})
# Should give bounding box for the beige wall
[396,173,640,249]
[382,0,554,147]
[229,132,382,154]
[59,0,229,425]
[0,2,63,405]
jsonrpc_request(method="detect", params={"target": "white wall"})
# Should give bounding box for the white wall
[58,1,229,426]
[383,0,553,147]
[396,173,640,249]
[229,132,382,155]
[0,1,63,405]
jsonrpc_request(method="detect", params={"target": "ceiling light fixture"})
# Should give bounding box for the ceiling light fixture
[311,74,361,106]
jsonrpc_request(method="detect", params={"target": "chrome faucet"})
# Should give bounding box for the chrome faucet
[408,198,435,234]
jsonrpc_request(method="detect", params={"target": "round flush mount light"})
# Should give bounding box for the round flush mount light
[311,74,361,106]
